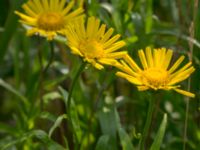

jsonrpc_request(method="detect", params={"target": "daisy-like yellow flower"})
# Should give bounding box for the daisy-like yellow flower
[15,0,84,40]
[115,47,195,97]
[65,16,127,69]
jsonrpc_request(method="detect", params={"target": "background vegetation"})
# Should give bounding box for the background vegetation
[0,0,200,149]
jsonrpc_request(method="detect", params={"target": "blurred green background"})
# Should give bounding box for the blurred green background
[0,0,200,149]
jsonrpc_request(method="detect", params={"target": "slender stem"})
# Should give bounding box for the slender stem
[183,0,198,149]
[66,61,86,150]
[139,94,155,150]
[43,42,55,74]
[38,41,55,110]
[67,61,87,111]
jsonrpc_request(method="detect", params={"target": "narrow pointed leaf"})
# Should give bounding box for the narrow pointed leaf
[150,114,167,150]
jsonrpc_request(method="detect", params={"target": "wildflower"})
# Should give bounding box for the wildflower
[15,0,84,40]
[65,16,127,70]
[116,47,195,97]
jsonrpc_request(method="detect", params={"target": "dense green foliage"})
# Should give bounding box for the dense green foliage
[0,0,200,149]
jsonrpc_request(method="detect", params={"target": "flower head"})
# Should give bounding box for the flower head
[116,47,195,97]
[15,0,84,40]
[65,16,126,69]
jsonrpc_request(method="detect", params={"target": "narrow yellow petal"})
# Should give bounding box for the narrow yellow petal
[15,11,36,24]
[98,58,118,66]
[26,1,39,13]
[41,0,49,10]
[105,41,126,53]
[153,49,162,67]
[137,86,149,91]
[168,56,185,73]
[92,62,104,70]
[62,0,74,15]
[70,47,83,56]
[96,24,106,40]
[168,67,195,85]
[115,60,139,77]
[116,72,142,85]
[93,18,100,35]
[32,0,43,11]
[100,28,114,43]
[138,50,148,69]
[159,48,166,67]
[79,17,86,37]
[59,0,66,10]
[170,62,192,79]
[86,17,95,38]
[162,49,173,70]
[19,20,36,26]
[145,46,153,67]
[106,51,127,59]
[22,4,37,17]
[64,8,84,21]
[174,88,195,98]
[103,34,121,48]
[124,54,141,72]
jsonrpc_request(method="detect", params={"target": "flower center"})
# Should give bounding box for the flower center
[141,68,169,89]
[79,40,104,59]
[37,12,64,31]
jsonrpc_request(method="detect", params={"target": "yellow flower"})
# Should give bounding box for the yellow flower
[65,16,127,70]
[15,0,84,40]
[115,47,195,97]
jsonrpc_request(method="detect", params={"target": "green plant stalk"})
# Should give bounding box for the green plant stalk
[183,0,198,149]
[66,61,86,149]
[139,95,155,150]
[38,41,55,110]
[67,61,87,112]
[43,42,55,74]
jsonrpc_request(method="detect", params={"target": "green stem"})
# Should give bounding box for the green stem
[183,0,198,149]
[139,94,155,150]
[66,61,86,149]
[38,41,55,110]
[67,61,87,111]
[43,42,54,74]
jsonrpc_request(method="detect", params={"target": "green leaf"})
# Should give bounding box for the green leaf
[118,127,135,150]
[98,95,117,136]
[0,123,18,136]
[34,130,66,150]
[0,78,28,105]
[97,94,118,149]
[115,103,135,150]
[49,114,67,137]
[0,0,24,63]
[43,91,61,104]
[150,114,168,150]
[1,130,65,150]
[95,135,110,150]
[40,111,58,122]
[58,87,82,142]
[145,0,153,34]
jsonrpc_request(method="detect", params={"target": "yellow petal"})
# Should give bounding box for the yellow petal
[62,0,74,15]
[86,17,96,38]
[100,28,114,43]
[116,72,142,85]
[145,46,153,67]
[138,50,148,69]
[137,86,149,91]
[170,62,192,79]
[105,41,126,53]
[168,56,185,73]
[103,34,121,48]
[124,54,141,72]
[174,88,195,98]
[106,51,127,59]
